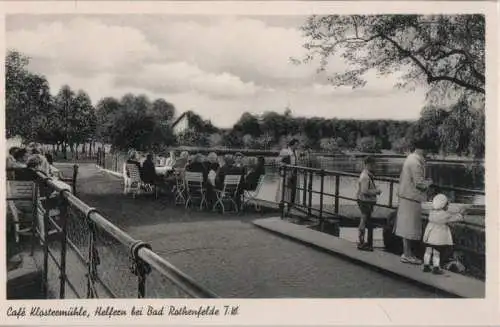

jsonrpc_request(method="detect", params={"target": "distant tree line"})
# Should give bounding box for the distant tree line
[6,49,484,159]
[192,102,484,158]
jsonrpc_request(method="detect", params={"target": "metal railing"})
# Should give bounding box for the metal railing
[278,164,485,228]
[278,164,486,277]
[6,167,218,299]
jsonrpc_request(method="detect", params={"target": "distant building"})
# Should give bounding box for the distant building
[170,111,192,136]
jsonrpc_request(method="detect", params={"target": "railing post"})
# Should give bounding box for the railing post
[114,154,118,173]
[30,180,39,256]
[86,209,100,298]
[389,182,394,208]
[58,190,70,299]
[334,174,340,215]
[72,164,78,196]
[302,169,307,207]
[279,166,287,219]
[41,187,50,298]
[308,171,313,217]
[319,169,325,230]
[102,151,106,169]
[130,241,152,298]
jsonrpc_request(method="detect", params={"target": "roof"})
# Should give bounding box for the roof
[170,111,190,128]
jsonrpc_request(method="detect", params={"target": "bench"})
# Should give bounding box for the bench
[6,181,37,243]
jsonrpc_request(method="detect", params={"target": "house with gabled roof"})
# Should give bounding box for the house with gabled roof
[169,111,193,136]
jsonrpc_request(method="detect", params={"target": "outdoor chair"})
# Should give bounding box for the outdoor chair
[242,175,266,212]
[213,175,242,214]
[6,181,37,243]
[172,168,186,205]
[123,163,142,198]
[184,172,207,210]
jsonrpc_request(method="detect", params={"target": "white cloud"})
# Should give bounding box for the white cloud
[149,16,339,83]
[129,62,261,98]
[8,17,162,74]
[6,15,427,127]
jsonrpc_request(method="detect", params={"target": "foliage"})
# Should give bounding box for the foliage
[96,93,177,151]
[357,136,381,153]
[437,97,478,156]
[6,50,53,140]
[208,133,224,147]
[234,112,261,137]
[295,15,485,99]
[391,137,412,154]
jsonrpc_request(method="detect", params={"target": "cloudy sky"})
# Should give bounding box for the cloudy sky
[6,14,427,127]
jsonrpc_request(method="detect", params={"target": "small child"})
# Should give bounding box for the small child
[422,193,464,274]
[356,156,381,251]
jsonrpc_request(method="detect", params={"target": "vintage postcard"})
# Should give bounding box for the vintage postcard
[1,0,498,326]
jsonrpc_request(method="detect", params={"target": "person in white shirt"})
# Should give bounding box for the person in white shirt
[356,156,382,251]
[278,138,299,214]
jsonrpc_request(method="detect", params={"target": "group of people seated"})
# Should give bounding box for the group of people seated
[6,143,58,181]
[123,149,266,209]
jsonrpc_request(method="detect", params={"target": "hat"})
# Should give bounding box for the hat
[432,194,449,210]
[235,152,243,157]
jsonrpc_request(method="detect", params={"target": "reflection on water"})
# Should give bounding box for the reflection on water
[260,155,485,205]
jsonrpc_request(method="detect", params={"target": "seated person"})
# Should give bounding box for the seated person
[234,152,245,170]
[244,156,266,191]
[45,152,54,165]
[215,155,245,190]
[185,153,208,183]
[206,152,220,174]
[165,151,177,167]
[173,151,189,170]
[9,148,35,181]
[141,153,158,185]
[29,147,51,177]
[215,155,245,209]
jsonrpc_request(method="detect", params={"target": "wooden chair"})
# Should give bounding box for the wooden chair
[6,181,37,243]
[184,172,207,210]
[123,163,142,198]
[213,175,242,214]
[243,175,266,212]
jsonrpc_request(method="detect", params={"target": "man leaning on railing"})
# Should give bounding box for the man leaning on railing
[278,138,300,215]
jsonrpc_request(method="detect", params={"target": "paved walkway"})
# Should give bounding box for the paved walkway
[55,163,450,298]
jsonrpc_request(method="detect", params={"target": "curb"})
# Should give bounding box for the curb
[253,217,485,298]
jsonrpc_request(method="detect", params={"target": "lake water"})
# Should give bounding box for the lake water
[258,155,485,206]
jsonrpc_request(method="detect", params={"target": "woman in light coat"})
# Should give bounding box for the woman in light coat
[394,140,432,265]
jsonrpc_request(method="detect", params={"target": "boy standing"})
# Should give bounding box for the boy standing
[356,156,381,251]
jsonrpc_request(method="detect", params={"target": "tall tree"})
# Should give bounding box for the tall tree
[95,96,122,143]
[295,15,485,98]
[151,98,176,121]
[6,50,53,140]
[233,112,261,137]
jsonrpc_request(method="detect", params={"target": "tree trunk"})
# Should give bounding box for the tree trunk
[63,142,67,160]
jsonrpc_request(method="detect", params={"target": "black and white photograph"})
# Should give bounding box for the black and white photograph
[3,1,498,324]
